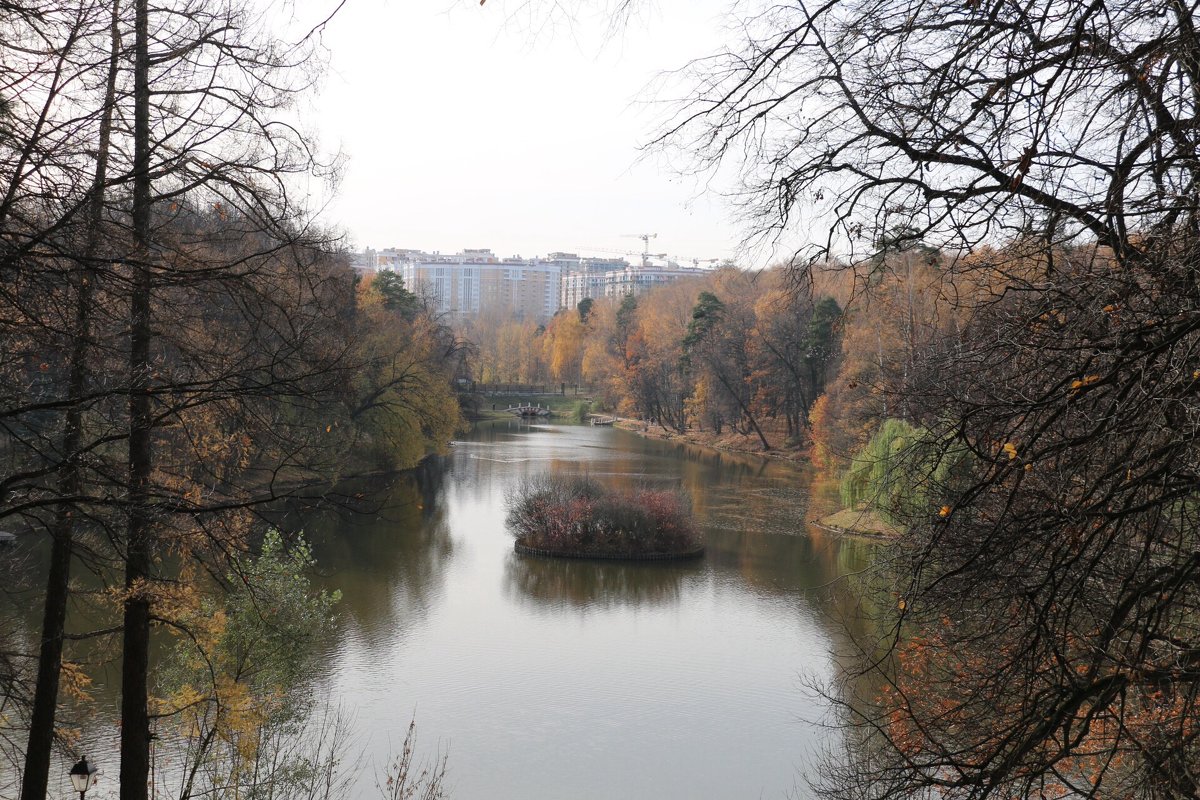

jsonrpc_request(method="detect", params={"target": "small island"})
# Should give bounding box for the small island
[507,475,704,560]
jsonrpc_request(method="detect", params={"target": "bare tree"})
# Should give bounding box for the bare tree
[651,0,1200,797]
[657,0,1200,263]
[0,2,356,799]
[21,1,122,795]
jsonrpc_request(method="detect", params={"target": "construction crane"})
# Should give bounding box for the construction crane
[569,246,641,258]
[569,243,667,266]
[621,233,658,267]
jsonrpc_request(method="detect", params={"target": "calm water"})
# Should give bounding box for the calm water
[3,420,874,800]
[297,421,874,800]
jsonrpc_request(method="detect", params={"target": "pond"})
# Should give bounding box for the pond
[295,421,874,800]
[1,420,876,800]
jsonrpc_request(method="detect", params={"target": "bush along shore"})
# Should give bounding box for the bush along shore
[506,476,703,560]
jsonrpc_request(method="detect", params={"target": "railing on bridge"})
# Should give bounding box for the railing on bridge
[459,382,592,396]
[505,403,551,417]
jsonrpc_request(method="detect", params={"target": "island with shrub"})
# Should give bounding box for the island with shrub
[506,476,704,560]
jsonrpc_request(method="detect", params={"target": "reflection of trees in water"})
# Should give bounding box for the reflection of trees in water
[711,528,837,595]
[1,461,457,790]
[796,533,890,740]
[680,455,810,537]
[705,497,887,720]
[1,539,122,793]
[504,553,699,609]
[286,460,455,654]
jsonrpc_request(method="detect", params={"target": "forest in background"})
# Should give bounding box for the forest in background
[460,241,954,476]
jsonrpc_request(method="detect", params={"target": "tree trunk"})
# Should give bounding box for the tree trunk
[121,0,154,797]
[20,518,72,800]
[714,370,771,450]
[20,6,121,797]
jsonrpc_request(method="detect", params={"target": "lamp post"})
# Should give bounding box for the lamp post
[69,756,97,800]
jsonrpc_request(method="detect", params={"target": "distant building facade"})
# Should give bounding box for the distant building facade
[358,247,712,319]
[561,261,708,307]
[551,253,632,309]
[363,249,560,319]
[598,264,708,298]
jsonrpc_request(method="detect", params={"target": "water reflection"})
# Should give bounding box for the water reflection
[285,462,455,655]
[6,421,883,800]
[504,552,700,609]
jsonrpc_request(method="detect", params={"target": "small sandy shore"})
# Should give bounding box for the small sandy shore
[810,507,902,539]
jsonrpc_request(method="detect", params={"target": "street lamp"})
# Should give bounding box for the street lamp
[69,756,97,800]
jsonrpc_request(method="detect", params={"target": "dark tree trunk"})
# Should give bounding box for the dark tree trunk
[713,370,771,450]
[20,6,121,797]
[121,0,154,797]
[20,522,72,800]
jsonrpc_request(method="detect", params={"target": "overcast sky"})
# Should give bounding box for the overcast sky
[308,0,753,263]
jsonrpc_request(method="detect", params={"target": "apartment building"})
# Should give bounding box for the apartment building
[561,261,709,306]
[373,249,561,319]
[551,253,631,309]
[600,264,708,298]
[361,248,711,319]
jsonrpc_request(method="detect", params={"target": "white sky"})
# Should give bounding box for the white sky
[308,0,754,264]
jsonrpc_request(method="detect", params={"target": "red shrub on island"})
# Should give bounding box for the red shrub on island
[506,476,701,558]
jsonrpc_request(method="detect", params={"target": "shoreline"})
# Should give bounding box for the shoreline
[514,540,706,561]
[612,419,811,465]
[470,413,898,541]
[808,507,902,540]
[611,419,900,540]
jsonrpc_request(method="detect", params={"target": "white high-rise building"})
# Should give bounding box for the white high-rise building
[362,247,712,319]
[379,249,562,319]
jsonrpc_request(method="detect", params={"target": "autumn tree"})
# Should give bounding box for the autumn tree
[542,308,586,386]
[809,251,961,468]
[821,244,1200,799]
[0,3,403,799]
[351,273,463,470]
[653,0,1200,795]
[579,297,625,408]
[156,530,344,800]
[463,311,549,385]
[617,281,703,432]
[682,289,773,448]
[749,271,841,444]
